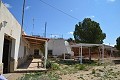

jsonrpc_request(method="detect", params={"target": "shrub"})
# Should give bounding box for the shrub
[92,69,96,74]
[74,64,86,70]
[46,60,60,70]
[46,60,52,69]
[51,63,60,70]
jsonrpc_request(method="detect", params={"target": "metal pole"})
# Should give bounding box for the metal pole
[21,0,26,30]
[44,22,47,37]
[20,0,25,46]
[32,18,34,35]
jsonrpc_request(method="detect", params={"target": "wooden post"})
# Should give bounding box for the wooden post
[110,48,113,62]
[80,44,82,64]
[102,45,104,63]
[64,53,65,60]
[44,41,48,69]
[89,47,91,61]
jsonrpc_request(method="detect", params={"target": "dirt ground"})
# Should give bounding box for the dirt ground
[6,58,120,80]
[7,64,120,80]
[6,73,23,80]
[60,64,120,80]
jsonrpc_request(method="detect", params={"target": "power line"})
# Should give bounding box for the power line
[38,0,80,21]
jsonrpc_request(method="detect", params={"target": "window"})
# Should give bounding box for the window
[48,50,53,56]
[34,49,39,55]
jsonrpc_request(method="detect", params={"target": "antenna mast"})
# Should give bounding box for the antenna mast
[44,22,47,37]
[32,18,34,35]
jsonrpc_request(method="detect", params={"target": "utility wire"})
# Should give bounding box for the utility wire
[38,0,80,21]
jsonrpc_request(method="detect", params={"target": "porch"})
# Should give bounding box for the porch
[16,56,47,72]
[70,43,116,64]
[16,35,49,72]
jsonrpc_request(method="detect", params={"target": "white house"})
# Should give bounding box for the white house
[0,1,49,74]
[48,38,72,56]
[0,1,21,73]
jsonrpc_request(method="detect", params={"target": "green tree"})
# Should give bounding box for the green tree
[67,38,74,43]
[73,18,106,61]
[116,36,120,50]
[73,18,106,44]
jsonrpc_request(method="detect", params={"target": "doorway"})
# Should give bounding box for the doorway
[34,49,39,56]
[2,38,11,74]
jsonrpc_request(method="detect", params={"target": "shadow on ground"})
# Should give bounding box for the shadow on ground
[56,59,97,65]
[113,60,120,64]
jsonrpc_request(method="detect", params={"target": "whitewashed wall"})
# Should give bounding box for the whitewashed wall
[18,38,31,58]
[0,2,21,64]
[65,41,72,54]
[48,39,71,56]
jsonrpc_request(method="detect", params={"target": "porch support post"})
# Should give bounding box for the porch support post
[80,44,82,64]
[89,47,91,61]
[110,48,113,61]
[79,47,80,60]
[44,41,48,69]
[102,45,104,63]
[64,52,65,60]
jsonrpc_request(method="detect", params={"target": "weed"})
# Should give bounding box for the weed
[74,64,86,70]
[51,63,60,70]
[92,69,96,74]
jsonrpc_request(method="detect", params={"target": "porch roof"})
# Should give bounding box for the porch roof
[70,43,117,50]
[23,35,49,46]
[70,43,103,47]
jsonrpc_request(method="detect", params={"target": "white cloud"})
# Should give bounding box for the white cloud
[4,3,12,8]
[91,16,95,18]
[104,43,115,47]
[68,32,73,35]
[25,6,31,10]
[70,10,73,12]
[86,15,95,18]
[107,0,116,2]
[50,34,59,38]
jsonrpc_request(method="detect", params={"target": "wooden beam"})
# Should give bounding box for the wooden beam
[24,37,47,42]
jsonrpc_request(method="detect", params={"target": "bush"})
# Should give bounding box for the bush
[74,64,86,70]
[92,69,96,74]
[51,63,60,70]
[46,60,52,69]
[46,60,60,70]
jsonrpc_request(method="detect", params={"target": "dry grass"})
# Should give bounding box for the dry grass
[18,58,120,80]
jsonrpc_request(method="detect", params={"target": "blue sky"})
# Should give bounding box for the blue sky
[2,0,120,46]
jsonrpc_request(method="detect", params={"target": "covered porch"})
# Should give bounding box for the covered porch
[16,35,49,72]
[70,43,115,64]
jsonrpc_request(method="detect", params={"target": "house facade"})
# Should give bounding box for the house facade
[48,38,72,56]
[0,1,49,74]
[0,1,21,73]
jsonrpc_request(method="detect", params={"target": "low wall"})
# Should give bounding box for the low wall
[0,63,3,74]
[17,55,29,68]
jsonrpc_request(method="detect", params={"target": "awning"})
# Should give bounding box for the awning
[71,43,103,48]
[22,35,49,46]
